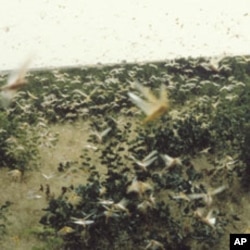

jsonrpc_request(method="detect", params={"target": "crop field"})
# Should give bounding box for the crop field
[0,56,250,249]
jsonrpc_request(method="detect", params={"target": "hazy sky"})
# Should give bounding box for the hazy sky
[0,0,249,70]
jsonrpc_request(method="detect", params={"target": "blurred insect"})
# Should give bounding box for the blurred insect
[137,193,156,214]
[219,85,235,92]
[194,208,216,228]
[112,198,129,213]
[103,198,129,223]
[171,192,191,202]
[129,150,158,171]
[72,87,97,103]
[67,193,82,207]
[98,185,107,196]
[98,199,114,206]
[198,147,211,154]
[160,154,181,169]
[41,173,55,180]
[215,155,237,172]
[188,185,227,206]
[128,83,169,123]
[57,226,75,236]
[0,56,32,107]
[90,127,112,144]
[145,239,164,250]
[71,213,94,227]
[27,90,38,100]
[27,190,42,200]
[84,144,98,151]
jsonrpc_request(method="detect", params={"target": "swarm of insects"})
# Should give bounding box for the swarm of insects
[1,56,248,250]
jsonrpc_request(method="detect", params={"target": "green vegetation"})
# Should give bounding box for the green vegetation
[0,201,12,240]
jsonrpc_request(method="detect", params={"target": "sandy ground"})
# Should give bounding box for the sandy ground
[0,0,250,71]
[0,121,90,250]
